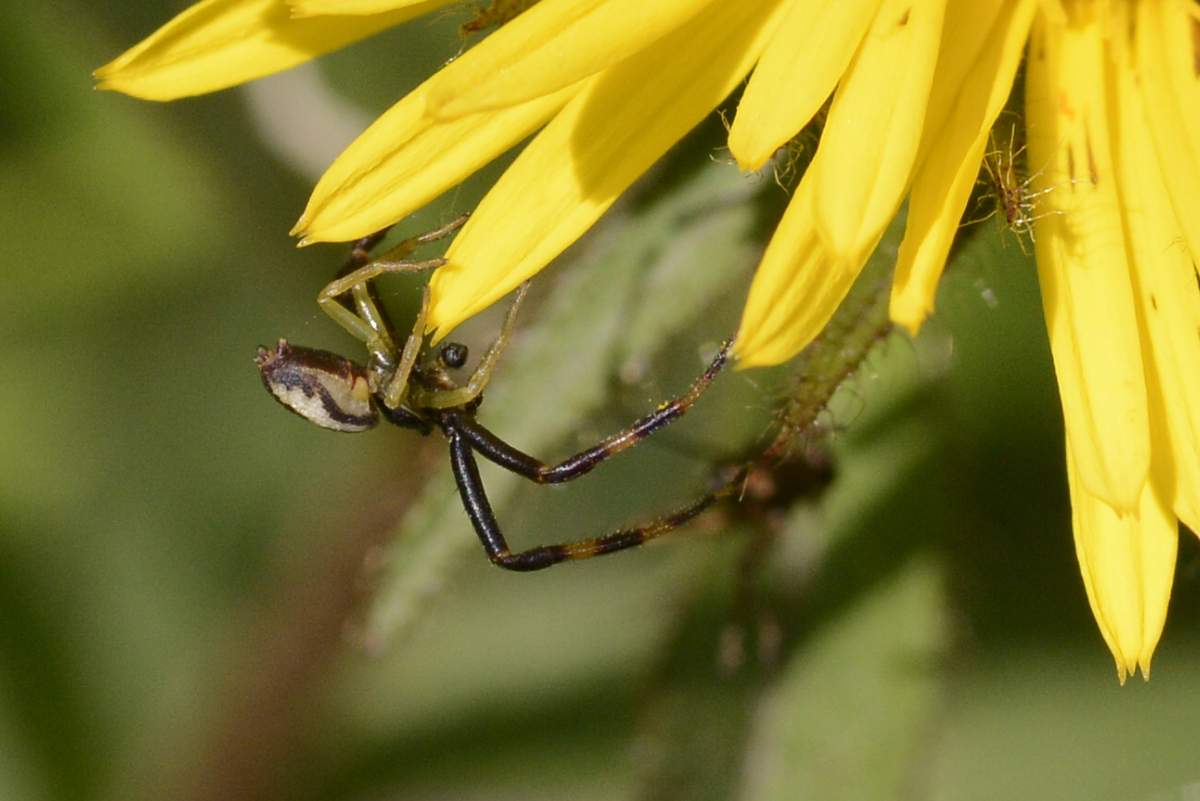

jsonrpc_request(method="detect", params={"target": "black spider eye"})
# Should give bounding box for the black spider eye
[440,342,469,369]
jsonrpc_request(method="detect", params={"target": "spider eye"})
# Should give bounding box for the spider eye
[439,342,469,369]
[255,339,378,432]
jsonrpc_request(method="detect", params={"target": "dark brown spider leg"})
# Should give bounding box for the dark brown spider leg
[447,425,742,571]
[338,230,391,276]
[446,339,733,484]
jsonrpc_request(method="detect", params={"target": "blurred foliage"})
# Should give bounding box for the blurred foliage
[2,4,1200,801]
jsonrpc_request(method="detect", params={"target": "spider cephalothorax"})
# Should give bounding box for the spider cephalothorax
[257,216,736,571]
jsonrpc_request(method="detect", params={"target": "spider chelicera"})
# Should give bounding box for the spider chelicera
[255,216,736,571]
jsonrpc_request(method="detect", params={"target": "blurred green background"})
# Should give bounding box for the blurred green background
[3,4,1199,801]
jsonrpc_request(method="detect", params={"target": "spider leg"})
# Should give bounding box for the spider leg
[441,339,733,484]
[317,255,455,384]
[319,256,448,316]
[358,213,470,266]
[343,230,390,268]
[380,285,430,409]
[316,259,442,387]
[418,282,530,409]
[447,425,742,571]
[316,215,469,348]
[961,204,998,228]
[412,213,470,244]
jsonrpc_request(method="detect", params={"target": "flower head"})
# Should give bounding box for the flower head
[97,0,1200,680]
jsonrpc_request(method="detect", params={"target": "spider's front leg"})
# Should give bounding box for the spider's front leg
[417,282,530,410]
[316,257,447,356]
[315,215,469,394]
[315,214,469,345]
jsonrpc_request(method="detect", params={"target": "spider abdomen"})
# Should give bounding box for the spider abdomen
[255,339,378,432]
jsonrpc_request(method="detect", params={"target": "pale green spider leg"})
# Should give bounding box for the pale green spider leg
[316,214,469,395]
[316,213,469,344]
[381,284,430,410]
[415,281,530,410]
[318,256,445,345]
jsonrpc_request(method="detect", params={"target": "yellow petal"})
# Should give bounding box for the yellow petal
[1113,51,1200,535]
[1135,1,1200,269]
[425,0,721,119]
[811,0,945,260]
[727,0,882,171]
[426,0,787,337]
[295,79,584,243]
[1067,448,1177,683]
[288,0,434,15]
[94,0,449,101]
[890,0,1036,332]
[1025,12,1149,512]
[734,178,861,367]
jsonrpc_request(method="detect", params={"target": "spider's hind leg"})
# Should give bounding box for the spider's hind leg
[447,339,734,484]
[447,424,745,571]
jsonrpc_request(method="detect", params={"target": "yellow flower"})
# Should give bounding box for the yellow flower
[97,0,1200,681]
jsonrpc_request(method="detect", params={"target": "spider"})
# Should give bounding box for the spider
[969,124,1058,254]
[255,215,737,571]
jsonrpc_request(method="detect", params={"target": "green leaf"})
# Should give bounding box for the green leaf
[740,556,947,801]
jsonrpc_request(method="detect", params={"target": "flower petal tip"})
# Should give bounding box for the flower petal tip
[731,339,777,371]
[890,307,926,338]
[91,68,124,95]
[1115,662,1129,686]
[89,76,177,102]
[1111,651,1152,685]
[727,142,770,175]
[92,55,123,80]
[1138,642,1159,682]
